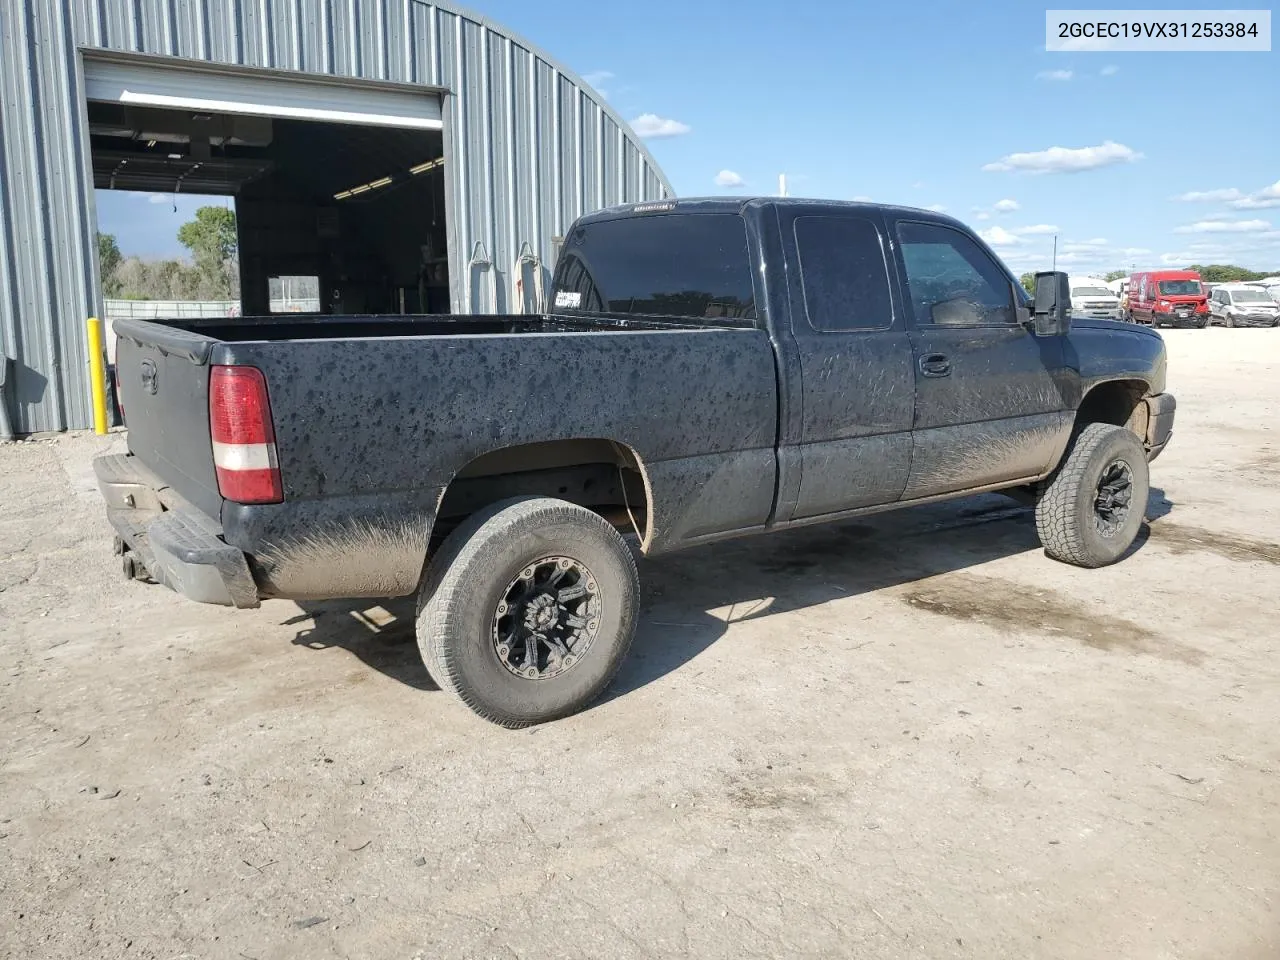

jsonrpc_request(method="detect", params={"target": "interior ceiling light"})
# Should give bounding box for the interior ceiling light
[167,153,182,160]
[334,158,444,200]
[146,139,157,148]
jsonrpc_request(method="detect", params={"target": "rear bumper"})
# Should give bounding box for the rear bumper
[94,454,260,609]
[1144,393,1176,463]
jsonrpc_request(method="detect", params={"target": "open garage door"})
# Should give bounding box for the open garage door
[84,52,451,319]
[83,56,443,130]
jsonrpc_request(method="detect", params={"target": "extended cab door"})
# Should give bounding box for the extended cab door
[778,209,915,519]
[888,218,1069,499]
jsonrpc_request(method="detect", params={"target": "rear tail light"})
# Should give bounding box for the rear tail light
[210,365,283,504]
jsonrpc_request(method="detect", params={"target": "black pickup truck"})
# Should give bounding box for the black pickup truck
[98,199,1175,726]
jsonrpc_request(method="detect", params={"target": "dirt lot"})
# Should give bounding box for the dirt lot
[2,329,1278,960]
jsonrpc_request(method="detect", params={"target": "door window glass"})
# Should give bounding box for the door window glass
[794,216,893,332]
[896,222,1014,326]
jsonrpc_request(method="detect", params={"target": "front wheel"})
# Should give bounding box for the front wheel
[416,497,639,727]
[1035,423,1149,568]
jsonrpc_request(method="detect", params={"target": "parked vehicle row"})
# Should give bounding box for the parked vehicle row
[1209,284,1280,327]
[1127,270,1210,328]
[1069,277,1124,321]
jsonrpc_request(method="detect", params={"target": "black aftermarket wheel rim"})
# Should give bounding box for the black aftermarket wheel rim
[1094,459,1134,538]
[491,556,602,680]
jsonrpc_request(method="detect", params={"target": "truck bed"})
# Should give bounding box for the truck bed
[111,312,779,601]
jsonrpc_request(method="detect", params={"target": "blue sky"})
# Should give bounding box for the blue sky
[98,0,1279,274]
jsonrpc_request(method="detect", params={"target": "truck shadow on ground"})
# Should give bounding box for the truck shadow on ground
[283,488,1174,699]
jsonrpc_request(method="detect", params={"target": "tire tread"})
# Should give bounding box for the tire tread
[1035,422,1147,568]
[416,497,638,728]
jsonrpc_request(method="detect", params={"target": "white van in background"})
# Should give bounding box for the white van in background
[1070,277,1125,321]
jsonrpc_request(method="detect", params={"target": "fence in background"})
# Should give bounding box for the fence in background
[103,299,240,320]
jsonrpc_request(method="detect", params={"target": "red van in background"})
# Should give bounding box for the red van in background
[1127,270,1209,327]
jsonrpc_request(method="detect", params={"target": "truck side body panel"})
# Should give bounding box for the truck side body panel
[215,328,779,597]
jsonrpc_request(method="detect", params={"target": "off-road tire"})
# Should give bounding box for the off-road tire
[416,497,639,727]
[1035,423,1149,568]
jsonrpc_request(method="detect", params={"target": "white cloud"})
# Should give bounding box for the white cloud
[1172,187,1243,202]
[1037,69,1074,81]
[1120,247,1152,256]
[714,169,746,189]
[140,193,172,204]
[983,140,1142,175]
[630,113,691,139]
[850,194,874,202]
[1228,181,1280,209]
[1014,224,1059,235]
[975,211,991,221]
[912,181,926,189]
[1061,240,1108,254]
[980,225,1023,247]
[1229,196,1280,210]
[993,198,1020,213]
[1100,64,1120,76]
[925,203,948,213]
[581,70,614,97]
[1173,219,1271,234]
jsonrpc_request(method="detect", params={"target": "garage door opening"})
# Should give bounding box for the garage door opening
[85,55,450,320]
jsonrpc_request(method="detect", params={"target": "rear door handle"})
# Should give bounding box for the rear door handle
[919,353,951,378]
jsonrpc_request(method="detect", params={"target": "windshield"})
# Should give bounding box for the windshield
[1072,286,1111,298]
[1231,289,1274,303]
[1158,280,1202,296]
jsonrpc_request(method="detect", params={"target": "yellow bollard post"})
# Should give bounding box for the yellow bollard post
[86,317,109,435]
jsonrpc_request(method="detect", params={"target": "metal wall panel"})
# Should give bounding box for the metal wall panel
[0,0,673,432]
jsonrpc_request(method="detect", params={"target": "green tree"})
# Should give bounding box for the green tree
[97,232,122,296]
[1189,263,1267,283]
[1019,272,1036,295]
[1103,269,1128,282]
[177,205,238,296]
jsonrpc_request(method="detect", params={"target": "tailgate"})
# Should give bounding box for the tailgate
[113,319,223,520]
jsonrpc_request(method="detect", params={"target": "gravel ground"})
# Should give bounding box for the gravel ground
[1,329,1278,960]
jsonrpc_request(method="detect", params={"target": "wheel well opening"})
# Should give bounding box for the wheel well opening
[432,439,650,550]
[1074,380,1149,438]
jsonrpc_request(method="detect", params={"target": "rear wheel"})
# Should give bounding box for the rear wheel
[1035,423,1149,568]
[416,497,639,727]
[1225,313,1235,328]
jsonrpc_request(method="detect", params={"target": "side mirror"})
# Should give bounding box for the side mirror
[1032,271,1072,336]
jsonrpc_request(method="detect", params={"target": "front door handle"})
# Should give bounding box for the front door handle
[919,353,952,378]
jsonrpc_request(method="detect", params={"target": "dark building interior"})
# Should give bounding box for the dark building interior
[88,101,451,316]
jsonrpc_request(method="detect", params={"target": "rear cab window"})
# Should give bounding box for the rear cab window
[551,212,756,324]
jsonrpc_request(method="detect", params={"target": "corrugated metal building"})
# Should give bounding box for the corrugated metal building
[0,0,673,434]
